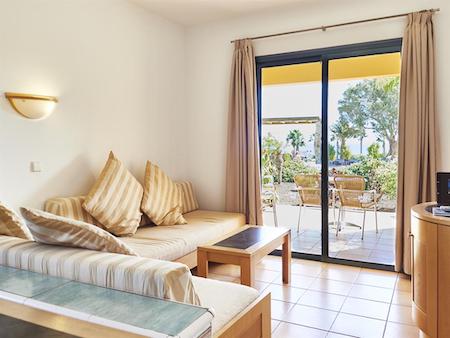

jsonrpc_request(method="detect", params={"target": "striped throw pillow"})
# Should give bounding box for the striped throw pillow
[141,161,187,226]
[44,196,103,227]
[176,182,199,214]
[0,202,33,240]
[20,207,137,256]
[83,152,143,236]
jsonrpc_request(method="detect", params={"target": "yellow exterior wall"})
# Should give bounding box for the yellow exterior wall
[262,52,401,85]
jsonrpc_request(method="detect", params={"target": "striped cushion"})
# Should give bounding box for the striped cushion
[44,196,103,227]
[0,235,200,305]
[21,207,137,256]
[176,181,199,214]
[141,161,187,226]
[83,152,143,236]
[0,202,33,240]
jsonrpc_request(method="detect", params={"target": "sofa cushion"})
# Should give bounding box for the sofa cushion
[0,235,200,305]
[176,181,199,214]
[44,196,103,227]
[121,210,245,261]
[0,202,33,240]
[141,161,186,226]
[192,276,259,333]
[21,207,137,256]
[83,151,143,236]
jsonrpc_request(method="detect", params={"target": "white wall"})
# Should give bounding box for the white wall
[185,0,450,210]
[0,0,187,209]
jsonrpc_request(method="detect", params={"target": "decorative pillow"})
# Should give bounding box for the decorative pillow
[20,207,137,256]
[176,181,199,214]
[0,202,33,240]
[45,196,103,227]
[83,152,143,236]
[141,161,187,226]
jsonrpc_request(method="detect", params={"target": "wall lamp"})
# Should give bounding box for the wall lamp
[4,92,58,120]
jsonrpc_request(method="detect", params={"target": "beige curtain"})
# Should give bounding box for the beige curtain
[225,39,263,225]
[396,11,438,274]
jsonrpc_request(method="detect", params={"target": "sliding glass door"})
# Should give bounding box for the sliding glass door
[257,39,401,269]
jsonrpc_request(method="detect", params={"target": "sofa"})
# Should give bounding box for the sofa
[44,196,246,268]
[0,235,271,337]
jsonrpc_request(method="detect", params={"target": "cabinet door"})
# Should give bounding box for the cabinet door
[438,225,450,336]
[411,216,437,337]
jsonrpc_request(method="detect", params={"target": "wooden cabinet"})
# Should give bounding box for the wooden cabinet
[411,203,450,338]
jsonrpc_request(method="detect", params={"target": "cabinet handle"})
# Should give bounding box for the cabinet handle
[410,232,414,301]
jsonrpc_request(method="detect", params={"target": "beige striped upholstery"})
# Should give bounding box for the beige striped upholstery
[0,235,200,305]
[21,207,137,256]
[141,161,186,226]
[176,181,199,214]
[83,152,143,236]
[0,202,33,240]
[44,196,103,227]
[121,210,246,261]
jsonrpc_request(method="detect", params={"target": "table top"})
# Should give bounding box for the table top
[199,225,290,256]
[412,202,450,227]
[0,265,212,338]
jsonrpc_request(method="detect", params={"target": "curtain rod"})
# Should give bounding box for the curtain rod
[230,8,440,43]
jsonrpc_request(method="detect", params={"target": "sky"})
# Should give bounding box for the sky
[261,79,383,158]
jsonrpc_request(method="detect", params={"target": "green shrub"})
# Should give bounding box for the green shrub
[282,158,319,183]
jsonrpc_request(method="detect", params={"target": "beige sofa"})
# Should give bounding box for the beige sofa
[45,195,246,268]
[0,235,270,337]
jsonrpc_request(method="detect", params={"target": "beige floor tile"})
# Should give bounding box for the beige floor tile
[391,290,412,306]
[319,267,360,283]
[257,257,283,271]
[265,284,305,303]
[326,333,355,337]
[253,281,270,293]
[283,304,338,331]
[271,319,281,333]
[355,271,397,289]
[273,322,328,338]
[255,268,280,283]
[341,297,390,320]
[388,304,415,326]
[348,284,393,303]
[291,263,323,277]
[383,322,420,338]
[309,278,353,296]
[271,300,294,321]
[298,290,346,311]
[395,276,411,292]
[208,263,240,277]
[331,313,386,338]
[273,274,316,289]
[208,273,239,283]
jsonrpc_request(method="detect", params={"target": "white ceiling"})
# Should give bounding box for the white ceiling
[131,0,310,26]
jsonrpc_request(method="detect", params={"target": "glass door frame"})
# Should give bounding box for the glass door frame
[256,38,402,271]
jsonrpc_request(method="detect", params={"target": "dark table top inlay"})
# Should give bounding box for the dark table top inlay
[214,227,275,249]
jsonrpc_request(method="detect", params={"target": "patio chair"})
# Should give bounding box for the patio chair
[333,175,380,240]
[261,176,279,227]
[294,174,321,233]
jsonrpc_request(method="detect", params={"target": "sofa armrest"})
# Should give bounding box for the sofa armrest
[0,235,200,305]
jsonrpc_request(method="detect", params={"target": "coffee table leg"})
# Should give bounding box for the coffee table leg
[282,232,291,284]
[240,258,255,287]
[197,250,208,278]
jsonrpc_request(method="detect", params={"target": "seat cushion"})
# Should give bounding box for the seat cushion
[121,210,245,261]
[21,207,137,256]
[83,152,143,236]
[0,202,33,240]
[192,276,259,333]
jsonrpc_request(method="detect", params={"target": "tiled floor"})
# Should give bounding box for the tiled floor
[263,204,395,265]
[199,256,418,338]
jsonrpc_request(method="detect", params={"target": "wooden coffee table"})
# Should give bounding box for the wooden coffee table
[197,226,291,287]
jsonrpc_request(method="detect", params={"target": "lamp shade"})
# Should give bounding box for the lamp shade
[5,92,58,119]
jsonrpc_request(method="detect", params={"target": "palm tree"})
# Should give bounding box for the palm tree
[330,117,356,160]
[286,129,305,158]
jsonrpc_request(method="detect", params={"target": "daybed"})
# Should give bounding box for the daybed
[0,235,271,337]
